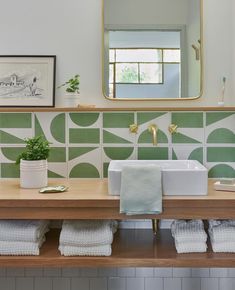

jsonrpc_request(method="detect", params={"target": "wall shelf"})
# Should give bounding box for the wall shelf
[0,107,235,112]
[1,179,235,267]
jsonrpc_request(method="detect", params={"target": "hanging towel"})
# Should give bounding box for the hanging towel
[119,165,162,215]
[59,220,118,247]
[0,237,45,256]
[209,220,235,242]
[59,244,112,256]
[0,220,49,242]
[175,241,207,254]
[171,220,207,243]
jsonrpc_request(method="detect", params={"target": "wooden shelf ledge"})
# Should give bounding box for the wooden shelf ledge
[2,229,235,268]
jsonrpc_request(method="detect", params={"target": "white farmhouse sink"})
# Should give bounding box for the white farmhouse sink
[108,160,208,196]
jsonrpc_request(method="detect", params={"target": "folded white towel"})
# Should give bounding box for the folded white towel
[171,220,207,243]
[0,220,49,242]
[59,244,112,256]
[211,240,235,253]
[59,220,118,247]
[209,220,235,242]
[0,237,45,256]
[175,241,207,254]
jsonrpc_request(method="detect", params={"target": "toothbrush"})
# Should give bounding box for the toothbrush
[218,77,226,106]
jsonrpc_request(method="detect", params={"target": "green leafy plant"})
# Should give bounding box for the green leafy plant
[58,74,80,94]
[16,136,50,164]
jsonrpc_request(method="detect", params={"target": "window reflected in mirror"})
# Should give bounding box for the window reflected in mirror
[103,0,202,100]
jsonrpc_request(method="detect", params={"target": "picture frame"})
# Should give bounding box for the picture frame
[0,55,56,107]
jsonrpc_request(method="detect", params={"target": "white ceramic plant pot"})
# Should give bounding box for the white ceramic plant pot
[64,93,80,107]
[20,160,48,189]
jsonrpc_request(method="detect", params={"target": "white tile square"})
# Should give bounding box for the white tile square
[0,268,6,277]
[228,268,235,277]
[210,268,228,277]
[182,278,200,290]
[201,278,219,290]
[154,268,172,278]
[126,278,144,290]
[0,278,15,290]
[81,268,98,277]
[25,268,43,277]
[117,268,135,277]
[191,268,209,277]
[173,268,191,277]
[219,278,235,290]
[35,278,52,290]
[7,268,24,277]
[71,278,89,290]
[163,278,181,290]
[145,278,163,290]
[135,268,154,277]
[62,268,80,277]
[108,277,126,290]
[44,268,61,277]
[90,278,107,290]
[52,278,70,290]
[16,278,34,290]
[98,268,117,277]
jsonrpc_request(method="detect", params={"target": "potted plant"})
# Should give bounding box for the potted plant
[16,136,50,188]
[58,74,80,107]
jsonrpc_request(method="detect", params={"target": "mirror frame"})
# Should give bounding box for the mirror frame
[102,0,203,101]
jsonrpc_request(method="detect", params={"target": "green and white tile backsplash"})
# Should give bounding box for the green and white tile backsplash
[0,111,234,178]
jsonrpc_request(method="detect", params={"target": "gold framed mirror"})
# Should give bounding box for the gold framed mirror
[102,0,203,101]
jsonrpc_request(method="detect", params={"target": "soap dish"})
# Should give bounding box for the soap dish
[214,180,235,192]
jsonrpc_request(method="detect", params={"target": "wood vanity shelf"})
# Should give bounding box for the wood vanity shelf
[1,178,235,267]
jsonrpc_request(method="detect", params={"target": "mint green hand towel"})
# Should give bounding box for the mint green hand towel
[120,165,162,215]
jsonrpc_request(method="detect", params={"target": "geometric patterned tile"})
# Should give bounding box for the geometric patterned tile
[0,113,32,144]
[207,163,235,178]
[172,145,203,164]
[172,112,204,144]
[34,112,66,145]
[206,113,235,143]
[68,147,101,178]
[137,112,170,144]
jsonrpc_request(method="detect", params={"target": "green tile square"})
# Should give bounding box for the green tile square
[69,128,100,144]
[0,113,31,128]
[103,113,134,128]
[137,112,167,125]
[138,147,168,160]
[172,112,203,128]
[1,163,20,178]
[1,147,26,162]
[48,147,66,162]
[207,147,235,162]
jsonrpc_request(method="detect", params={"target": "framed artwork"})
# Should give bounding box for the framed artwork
[0,55,56,107]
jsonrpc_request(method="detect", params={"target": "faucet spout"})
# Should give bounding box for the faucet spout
[148,124,158,146]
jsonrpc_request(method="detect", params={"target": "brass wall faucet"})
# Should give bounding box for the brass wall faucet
[148,124,158,146]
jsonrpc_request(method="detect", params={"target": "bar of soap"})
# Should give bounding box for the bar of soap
[219,178,235,185]
[39,185,68,193]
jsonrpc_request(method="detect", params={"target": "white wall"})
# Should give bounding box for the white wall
[0,0,234,107]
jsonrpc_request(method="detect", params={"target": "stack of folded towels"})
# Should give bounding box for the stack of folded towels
[59,220,118,256]
[0,220,49,255]
[209,220,235,252]
[171,219,207,253]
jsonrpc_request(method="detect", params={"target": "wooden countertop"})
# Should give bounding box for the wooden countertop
[0,179,234,219]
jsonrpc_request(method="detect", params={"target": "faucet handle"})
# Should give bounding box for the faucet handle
[168,124,178,134]
[129,123,139,134]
